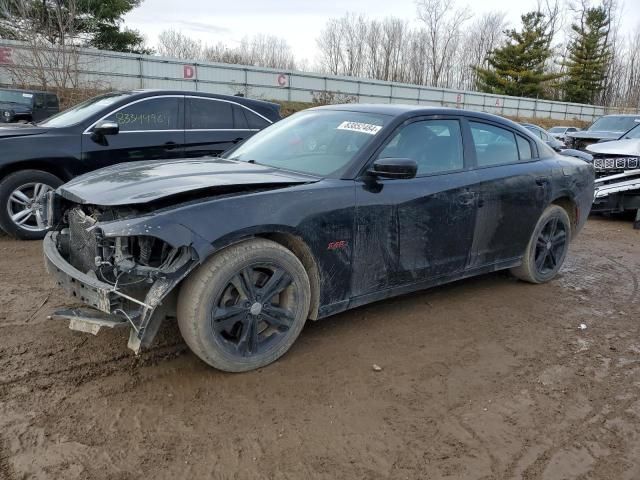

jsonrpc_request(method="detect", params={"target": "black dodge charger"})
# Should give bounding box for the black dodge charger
[0,89,279,239]
[43,105,595,372]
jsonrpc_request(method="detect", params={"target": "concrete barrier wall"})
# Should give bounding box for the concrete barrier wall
[0,39,635,122]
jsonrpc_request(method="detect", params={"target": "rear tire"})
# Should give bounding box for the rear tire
[511,205,571,284]
[0,170,63,240]
[177,238,311,372]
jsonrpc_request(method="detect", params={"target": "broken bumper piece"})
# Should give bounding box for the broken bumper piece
[50,308,128,335]
[43,231,196,353]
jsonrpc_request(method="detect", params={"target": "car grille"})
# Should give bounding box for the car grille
[68,207,99,274]
[593,157,640,171]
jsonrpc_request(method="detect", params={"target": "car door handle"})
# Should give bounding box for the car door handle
[164,141,178,150]
[457,192,476,206]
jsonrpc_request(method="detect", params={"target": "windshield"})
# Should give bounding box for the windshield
[549,127,566,133]
[224,110,390,176]
[38,92,132,128]
[0,90,32,106]
[589,116,640,133]
[622,124,640,139]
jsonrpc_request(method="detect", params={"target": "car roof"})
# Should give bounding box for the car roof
[122,89,281,120]
[0,87,55,96]
[600,114,640,118]
[310,103,521,125]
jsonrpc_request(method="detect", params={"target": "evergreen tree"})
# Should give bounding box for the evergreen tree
[562,6,611,104]
[475,12,559,99]
[0,0,150,54]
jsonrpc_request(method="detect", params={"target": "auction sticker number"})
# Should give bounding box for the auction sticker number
[115,112,171,128]
[337,121,382,135]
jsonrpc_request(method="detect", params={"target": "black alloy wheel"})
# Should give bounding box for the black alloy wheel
[211,264,297,357]
[533,216,568,276]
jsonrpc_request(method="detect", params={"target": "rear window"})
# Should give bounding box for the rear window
[470,122,520,166]
[188,98,233,129]
[245,110,270,129]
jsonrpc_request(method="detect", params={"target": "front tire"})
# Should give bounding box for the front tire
[177,238,311,372]
[0,170,63,240]
[511,205,571,284]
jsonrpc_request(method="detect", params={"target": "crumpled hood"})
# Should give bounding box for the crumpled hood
[0,125,48,137]
[59,158,319,206]
[587,138,640,157]
[567,130,622,142]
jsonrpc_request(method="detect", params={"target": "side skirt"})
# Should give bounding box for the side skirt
[316,257,522,319]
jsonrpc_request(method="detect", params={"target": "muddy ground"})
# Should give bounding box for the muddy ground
[0,216,639,480]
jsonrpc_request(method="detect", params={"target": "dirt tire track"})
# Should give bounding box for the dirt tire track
[0,218,639,479]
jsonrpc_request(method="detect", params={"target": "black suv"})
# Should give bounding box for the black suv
[0,90,280,239]
[0,88,60,123]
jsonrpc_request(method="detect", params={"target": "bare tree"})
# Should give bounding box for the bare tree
[157,30,296,70]
[157,29,203,60]
[316,18,342,75]
[416,0,472,87]
[0,0,85,93]
[458,11,507,90]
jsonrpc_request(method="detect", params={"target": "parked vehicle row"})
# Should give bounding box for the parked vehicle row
[0,90,280,239]
[566,114,640,150]
[42,105,595,371]
[0,88,59,124]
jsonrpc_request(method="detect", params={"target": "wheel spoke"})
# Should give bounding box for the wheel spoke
[236,319,258,356]
[212,305,247,332]
[551,231,566,246]
[535,250,547,270]
[262,306,294,329]
[547,217,558,238]
[536,237,547,249]
[11,208,32,225]
[547,247,557,267]
[232,268,256,301]
[35,184,50,201]
[9,191,29,206]
[260,268,292,301]
[35,209,45,228]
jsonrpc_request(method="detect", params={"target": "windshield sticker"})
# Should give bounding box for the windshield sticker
[22,93,33,98]
[337,121,382,135]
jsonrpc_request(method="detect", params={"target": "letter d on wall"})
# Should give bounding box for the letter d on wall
[183,65,196,79]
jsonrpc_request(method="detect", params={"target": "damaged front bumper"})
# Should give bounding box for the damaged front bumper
[44,231,197,352]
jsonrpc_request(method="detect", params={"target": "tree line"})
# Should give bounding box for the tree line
[1,0,638,109]
[315,0,639,109]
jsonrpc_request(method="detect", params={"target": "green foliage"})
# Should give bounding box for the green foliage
[0,0,149,53]
[562,6,611,104]
[474,12,559,99]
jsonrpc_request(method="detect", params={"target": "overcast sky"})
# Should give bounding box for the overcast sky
[125,0,640,65]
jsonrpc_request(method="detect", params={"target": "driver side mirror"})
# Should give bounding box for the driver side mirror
[93,120,119,137]
[368,158,418,179]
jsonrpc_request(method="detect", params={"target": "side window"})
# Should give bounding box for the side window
[540,130,550,141]
[232,105,249,129]
[470,122,519,166]
[516,135,533,160]
[34,93,45,109]
[105,98,180,132]
[47,95,59,109]
[188,98,232,129]
[245,109,270,129]
[379,119,463,175]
